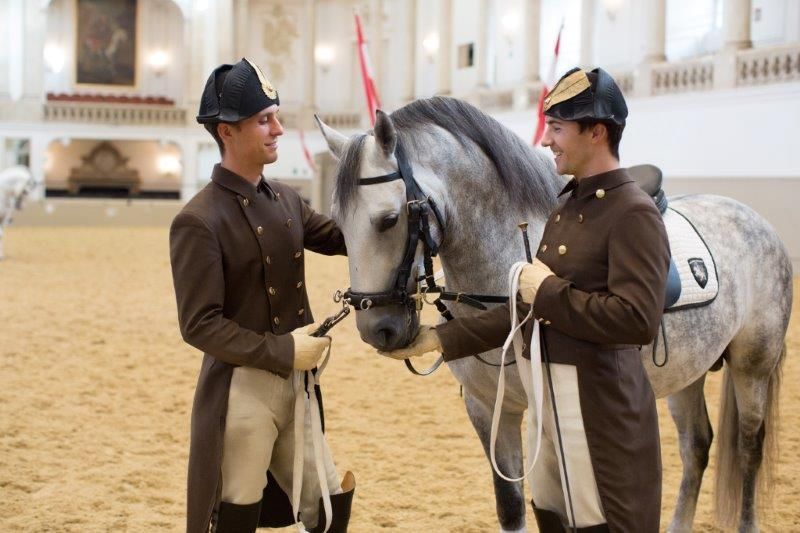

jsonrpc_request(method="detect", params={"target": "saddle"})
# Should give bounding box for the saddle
[627,164,680,309]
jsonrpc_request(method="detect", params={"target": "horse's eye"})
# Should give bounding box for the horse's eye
[378,214,399,232]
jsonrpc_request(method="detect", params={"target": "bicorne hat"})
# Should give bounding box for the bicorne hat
[544,67,627,125]
[196,58,279,124]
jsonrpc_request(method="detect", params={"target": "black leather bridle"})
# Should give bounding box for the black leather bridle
[340,139,513,373]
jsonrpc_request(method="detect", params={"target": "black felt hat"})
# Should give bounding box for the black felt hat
[544,67,627,125]
[196,58,280,124]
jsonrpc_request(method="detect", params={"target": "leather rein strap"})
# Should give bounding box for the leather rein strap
[342,140,514,373]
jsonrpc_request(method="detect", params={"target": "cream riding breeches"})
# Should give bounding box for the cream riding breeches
[220,366,341,529]
[531,362,606,529]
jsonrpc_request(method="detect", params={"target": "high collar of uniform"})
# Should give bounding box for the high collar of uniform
[211,164,276,199]
[558,167,634,200]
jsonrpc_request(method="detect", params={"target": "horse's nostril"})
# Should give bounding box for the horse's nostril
[377,327,395,349]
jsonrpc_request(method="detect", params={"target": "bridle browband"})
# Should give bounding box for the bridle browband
[340,139,513,373]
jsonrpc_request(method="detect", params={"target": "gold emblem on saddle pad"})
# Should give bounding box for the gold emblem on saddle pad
[544,70,591,111]
[245,58,278,100]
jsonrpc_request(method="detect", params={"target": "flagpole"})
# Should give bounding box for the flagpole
[532,20,565,146]
[353,8,381,126]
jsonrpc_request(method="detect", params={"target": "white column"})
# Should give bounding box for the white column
[438,0,453,95]
[580,0,595,68]
[28,135,48,201]
[524,0,541,83]
[233,0,249,59]
[722,0,752,51]
[476,0,490,88]
[216,0,235,63]
[304,0,317,120]
[21,0,45,103]
[404,0,417,102]
[634,0,666,97]
[180,139,199,202]
[641,0,667,63]
[715,0,752,89]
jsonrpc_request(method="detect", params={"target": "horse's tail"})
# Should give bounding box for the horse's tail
[714,342,784,527]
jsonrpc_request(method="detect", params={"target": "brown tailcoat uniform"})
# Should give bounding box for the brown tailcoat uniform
[169,164,346,533]
[436,169,669,532]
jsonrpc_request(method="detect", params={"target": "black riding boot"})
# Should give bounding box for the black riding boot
[212,500,261,533]
[531,501,566,533]
[309,471,356,533]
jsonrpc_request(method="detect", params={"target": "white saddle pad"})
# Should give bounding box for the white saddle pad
[664,207,718,311]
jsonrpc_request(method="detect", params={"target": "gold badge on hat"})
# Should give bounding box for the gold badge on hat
[245,58,278,100]
[544,69,591,112]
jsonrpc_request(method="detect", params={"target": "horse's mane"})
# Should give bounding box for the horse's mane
[334,96,561,217]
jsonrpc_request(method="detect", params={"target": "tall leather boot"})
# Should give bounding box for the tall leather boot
[531,500,565,533]
[212,500,261,533]
[309,471,356,533]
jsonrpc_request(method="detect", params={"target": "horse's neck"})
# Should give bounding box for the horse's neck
[438,179,549,295]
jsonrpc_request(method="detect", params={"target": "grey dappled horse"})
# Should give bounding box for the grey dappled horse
[318,97,791,532]
[0,165,37,260]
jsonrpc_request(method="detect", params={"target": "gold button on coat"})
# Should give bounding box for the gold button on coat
[540,244,548,253]
[286,218,292,228]
[555,214,561,223]
[296,281,303,289]
[268,287,276,295]
[257,226,263,235]
[558,245,567,255]
[578,214,584,223]
[273,317,280,325]
[242,198,249,207]
[265,256,271,264]
[595,189,606,199]
[294,251,302,259]
[298,308,305,316]
[545,320,552,326]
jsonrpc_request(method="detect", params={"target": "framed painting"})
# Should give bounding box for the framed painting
[75,0,138,87]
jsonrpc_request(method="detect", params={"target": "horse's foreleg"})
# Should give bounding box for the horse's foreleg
[464,392,527,532]
[666,373,713,533]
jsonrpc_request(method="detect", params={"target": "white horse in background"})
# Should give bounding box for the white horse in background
[0,165,38,259]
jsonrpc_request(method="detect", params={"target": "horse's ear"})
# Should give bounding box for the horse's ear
[374,109,397,157]
[315,115,347,160]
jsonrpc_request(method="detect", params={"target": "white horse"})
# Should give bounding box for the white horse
[0,165,37,260]
[317,97,791,532]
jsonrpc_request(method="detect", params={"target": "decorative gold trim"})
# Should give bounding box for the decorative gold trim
[245,58,278,100]
[544,70,591,111]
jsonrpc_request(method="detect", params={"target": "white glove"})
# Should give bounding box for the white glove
[518,259,555,304]
[379,325,442,360]
[292,327,330,370]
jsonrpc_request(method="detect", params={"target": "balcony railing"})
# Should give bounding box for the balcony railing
[43,101,187,126]
[652,58,715,95]
[737,43,800,87]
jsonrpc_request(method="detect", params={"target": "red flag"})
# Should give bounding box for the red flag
[354,10,382,126]
[533,21,564,146]
[299,129,317,173]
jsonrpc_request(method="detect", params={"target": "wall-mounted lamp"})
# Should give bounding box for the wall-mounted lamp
[43,44,66,74]
[157,154,182,176]
[603,0,624,20]
[501,12,520,41]
[314,44,335,73]
[422,33,439,62]
[147,50,170,75]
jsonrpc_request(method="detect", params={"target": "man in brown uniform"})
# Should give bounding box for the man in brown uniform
[170,58,354,533]
[384,68,669,532]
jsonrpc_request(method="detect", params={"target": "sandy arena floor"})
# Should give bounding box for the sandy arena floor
[1,227,798,532]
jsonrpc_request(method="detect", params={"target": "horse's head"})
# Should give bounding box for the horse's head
[317,111,442,351]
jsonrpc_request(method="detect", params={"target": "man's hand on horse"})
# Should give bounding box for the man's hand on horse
[378,325,441,360]
[518,259,556,304]
[292,325,331,370]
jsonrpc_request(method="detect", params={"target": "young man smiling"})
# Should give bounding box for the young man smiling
[384,67,670,532]
[170,58,354,533]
